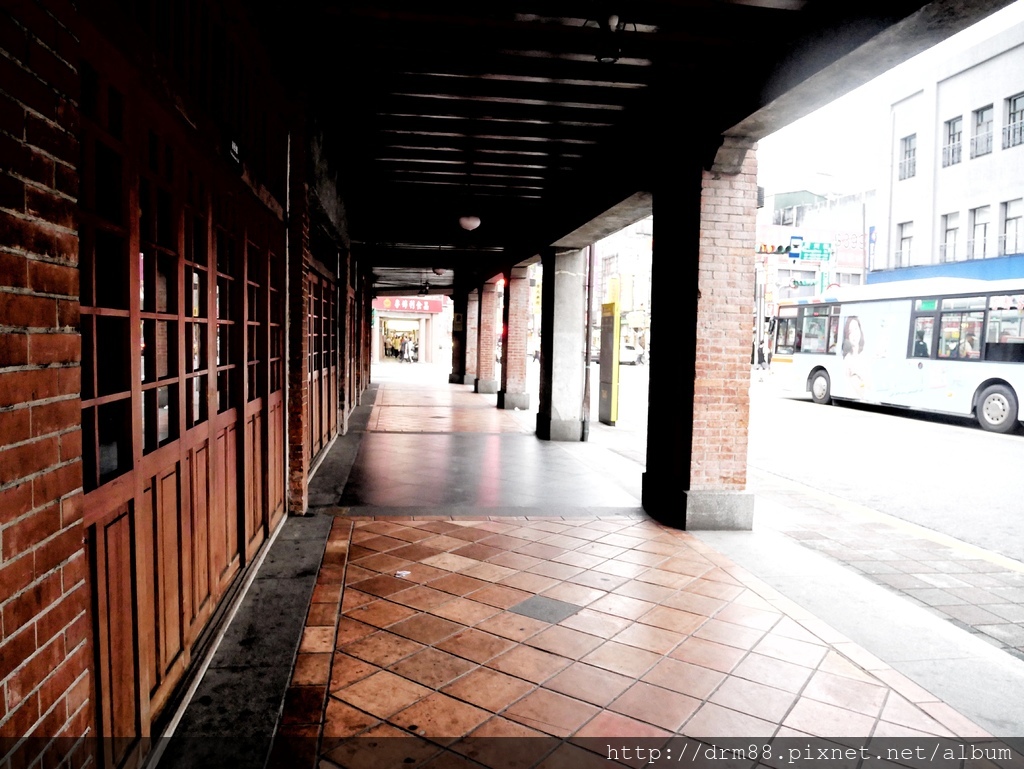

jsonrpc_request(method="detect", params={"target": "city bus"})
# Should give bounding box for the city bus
[770,277,1024,433]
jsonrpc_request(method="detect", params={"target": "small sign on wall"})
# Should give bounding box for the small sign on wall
[453,313,463,332]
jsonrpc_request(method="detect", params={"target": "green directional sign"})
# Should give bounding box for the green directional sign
[801,241,833,260]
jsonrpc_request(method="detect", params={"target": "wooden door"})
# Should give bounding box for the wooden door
[77,46,286,768]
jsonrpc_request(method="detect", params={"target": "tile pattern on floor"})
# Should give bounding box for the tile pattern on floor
[751,470,1024,658]
[273,514,1013,769]
[338,430,641,510]
[367,382,530,434]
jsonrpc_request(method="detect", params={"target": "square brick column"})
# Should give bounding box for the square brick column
[287,126,310,514]
[0,1,94,755]
[536,249,586,441]
[498,266,529,410]
[474,282,498,394]
[464,289,478,383]
[643,138,757,529]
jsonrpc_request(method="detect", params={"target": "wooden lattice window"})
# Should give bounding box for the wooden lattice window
[184,170,209,428]
[139,128,180,453]
[79,62,133,491]
[246,241,262,402]
[215,221,238,413]
[269,250,284,393]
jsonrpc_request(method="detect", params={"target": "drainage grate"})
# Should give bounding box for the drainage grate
[509,596,582,624]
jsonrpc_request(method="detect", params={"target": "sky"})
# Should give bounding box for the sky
[756,0,1024,196]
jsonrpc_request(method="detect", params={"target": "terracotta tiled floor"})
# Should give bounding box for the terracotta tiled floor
[367,387,530,433]
[276,514,1007,767]
[266,369,1023,768]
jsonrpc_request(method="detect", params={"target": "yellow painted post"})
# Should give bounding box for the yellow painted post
[599,300,620,425]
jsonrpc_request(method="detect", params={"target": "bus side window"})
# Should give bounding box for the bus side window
[912,316,933,357]
[986,294,1024,362]
[940,311,984,358]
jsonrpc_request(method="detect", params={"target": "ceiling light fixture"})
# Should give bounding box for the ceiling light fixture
[459,215,481,231]
[592,13,628,64]
[419,282,430,297]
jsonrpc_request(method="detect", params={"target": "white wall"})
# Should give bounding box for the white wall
[883,23,1024,269]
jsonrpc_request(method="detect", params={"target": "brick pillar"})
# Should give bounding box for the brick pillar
[360,272,372,397]
[287,124,310,514]
[340,249,352,433]
[0,1,94,753]
[464,289,478,383]
[448,279,470,384]
[498,266,529,410]
[643,138,757,529]
[474,282,498,394]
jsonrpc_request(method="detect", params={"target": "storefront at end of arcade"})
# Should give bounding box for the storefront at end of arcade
[373,296,452,363]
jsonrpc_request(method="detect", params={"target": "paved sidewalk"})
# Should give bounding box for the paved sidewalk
[747,470,1024,659]
[259,364,1024,768]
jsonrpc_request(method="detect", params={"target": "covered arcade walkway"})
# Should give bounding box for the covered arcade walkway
[158,364,1021,768]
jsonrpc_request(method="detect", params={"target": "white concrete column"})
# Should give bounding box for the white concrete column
[536,248,586,441]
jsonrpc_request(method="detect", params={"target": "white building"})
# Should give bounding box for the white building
[874,20,1024,282]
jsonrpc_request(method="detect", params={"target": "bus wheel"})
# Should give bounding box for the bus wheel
[810,370,831,405]
[977,384,1018,433]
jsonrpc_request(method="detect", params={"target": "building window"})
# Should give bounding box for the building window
[942,117,962,166]
[898,134,917,179]
[1005,92,1024,149]
[972,105,993,157]
[1002,199,1023,256]
[969,206,990,260]
[941,212,959,263]
[836,272,863,286]
[896,221,913,267]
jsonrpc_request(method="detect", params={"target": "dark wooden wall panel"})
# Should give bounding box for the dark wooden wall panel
[244,409,264,559]
[89,504,142,769]
[214,422,240,592]
[156,467,185,707]
[75,13,290,765]
[189,444,212,633]
[268,396,285,526]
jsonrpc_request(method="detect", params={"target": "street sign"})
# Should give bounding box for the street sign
[801,241,833,260]
[789,235,803,257]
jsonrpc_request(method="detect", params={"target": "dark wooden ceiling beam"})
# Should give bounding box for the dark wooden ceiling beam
[372,116,610,144]
[374,147,565,169]
[384,73,647,109]
[384,164,559,180]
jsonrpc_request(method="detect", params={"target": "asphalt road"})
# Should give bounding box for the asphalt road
[517,358,1024,565]
[747,376,1024,564]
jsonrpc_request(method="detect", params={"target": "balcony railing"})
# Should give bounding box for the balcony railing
[898,157,916,180]
[1003,120,1024,149]
[966,238,988,260]
[941,142,961,166]
[970,131,993,157]
[893,250,910,268]
[939,243,959,263]
[999,232,1023,256]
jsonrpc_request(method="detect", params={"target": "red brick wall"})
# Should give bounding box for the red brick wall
[690,146,758,490]
[0,0,93,753]
[502,273,528,393]
[464,290,478,380]
[477,283,498,382]
[288,192,310,513]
